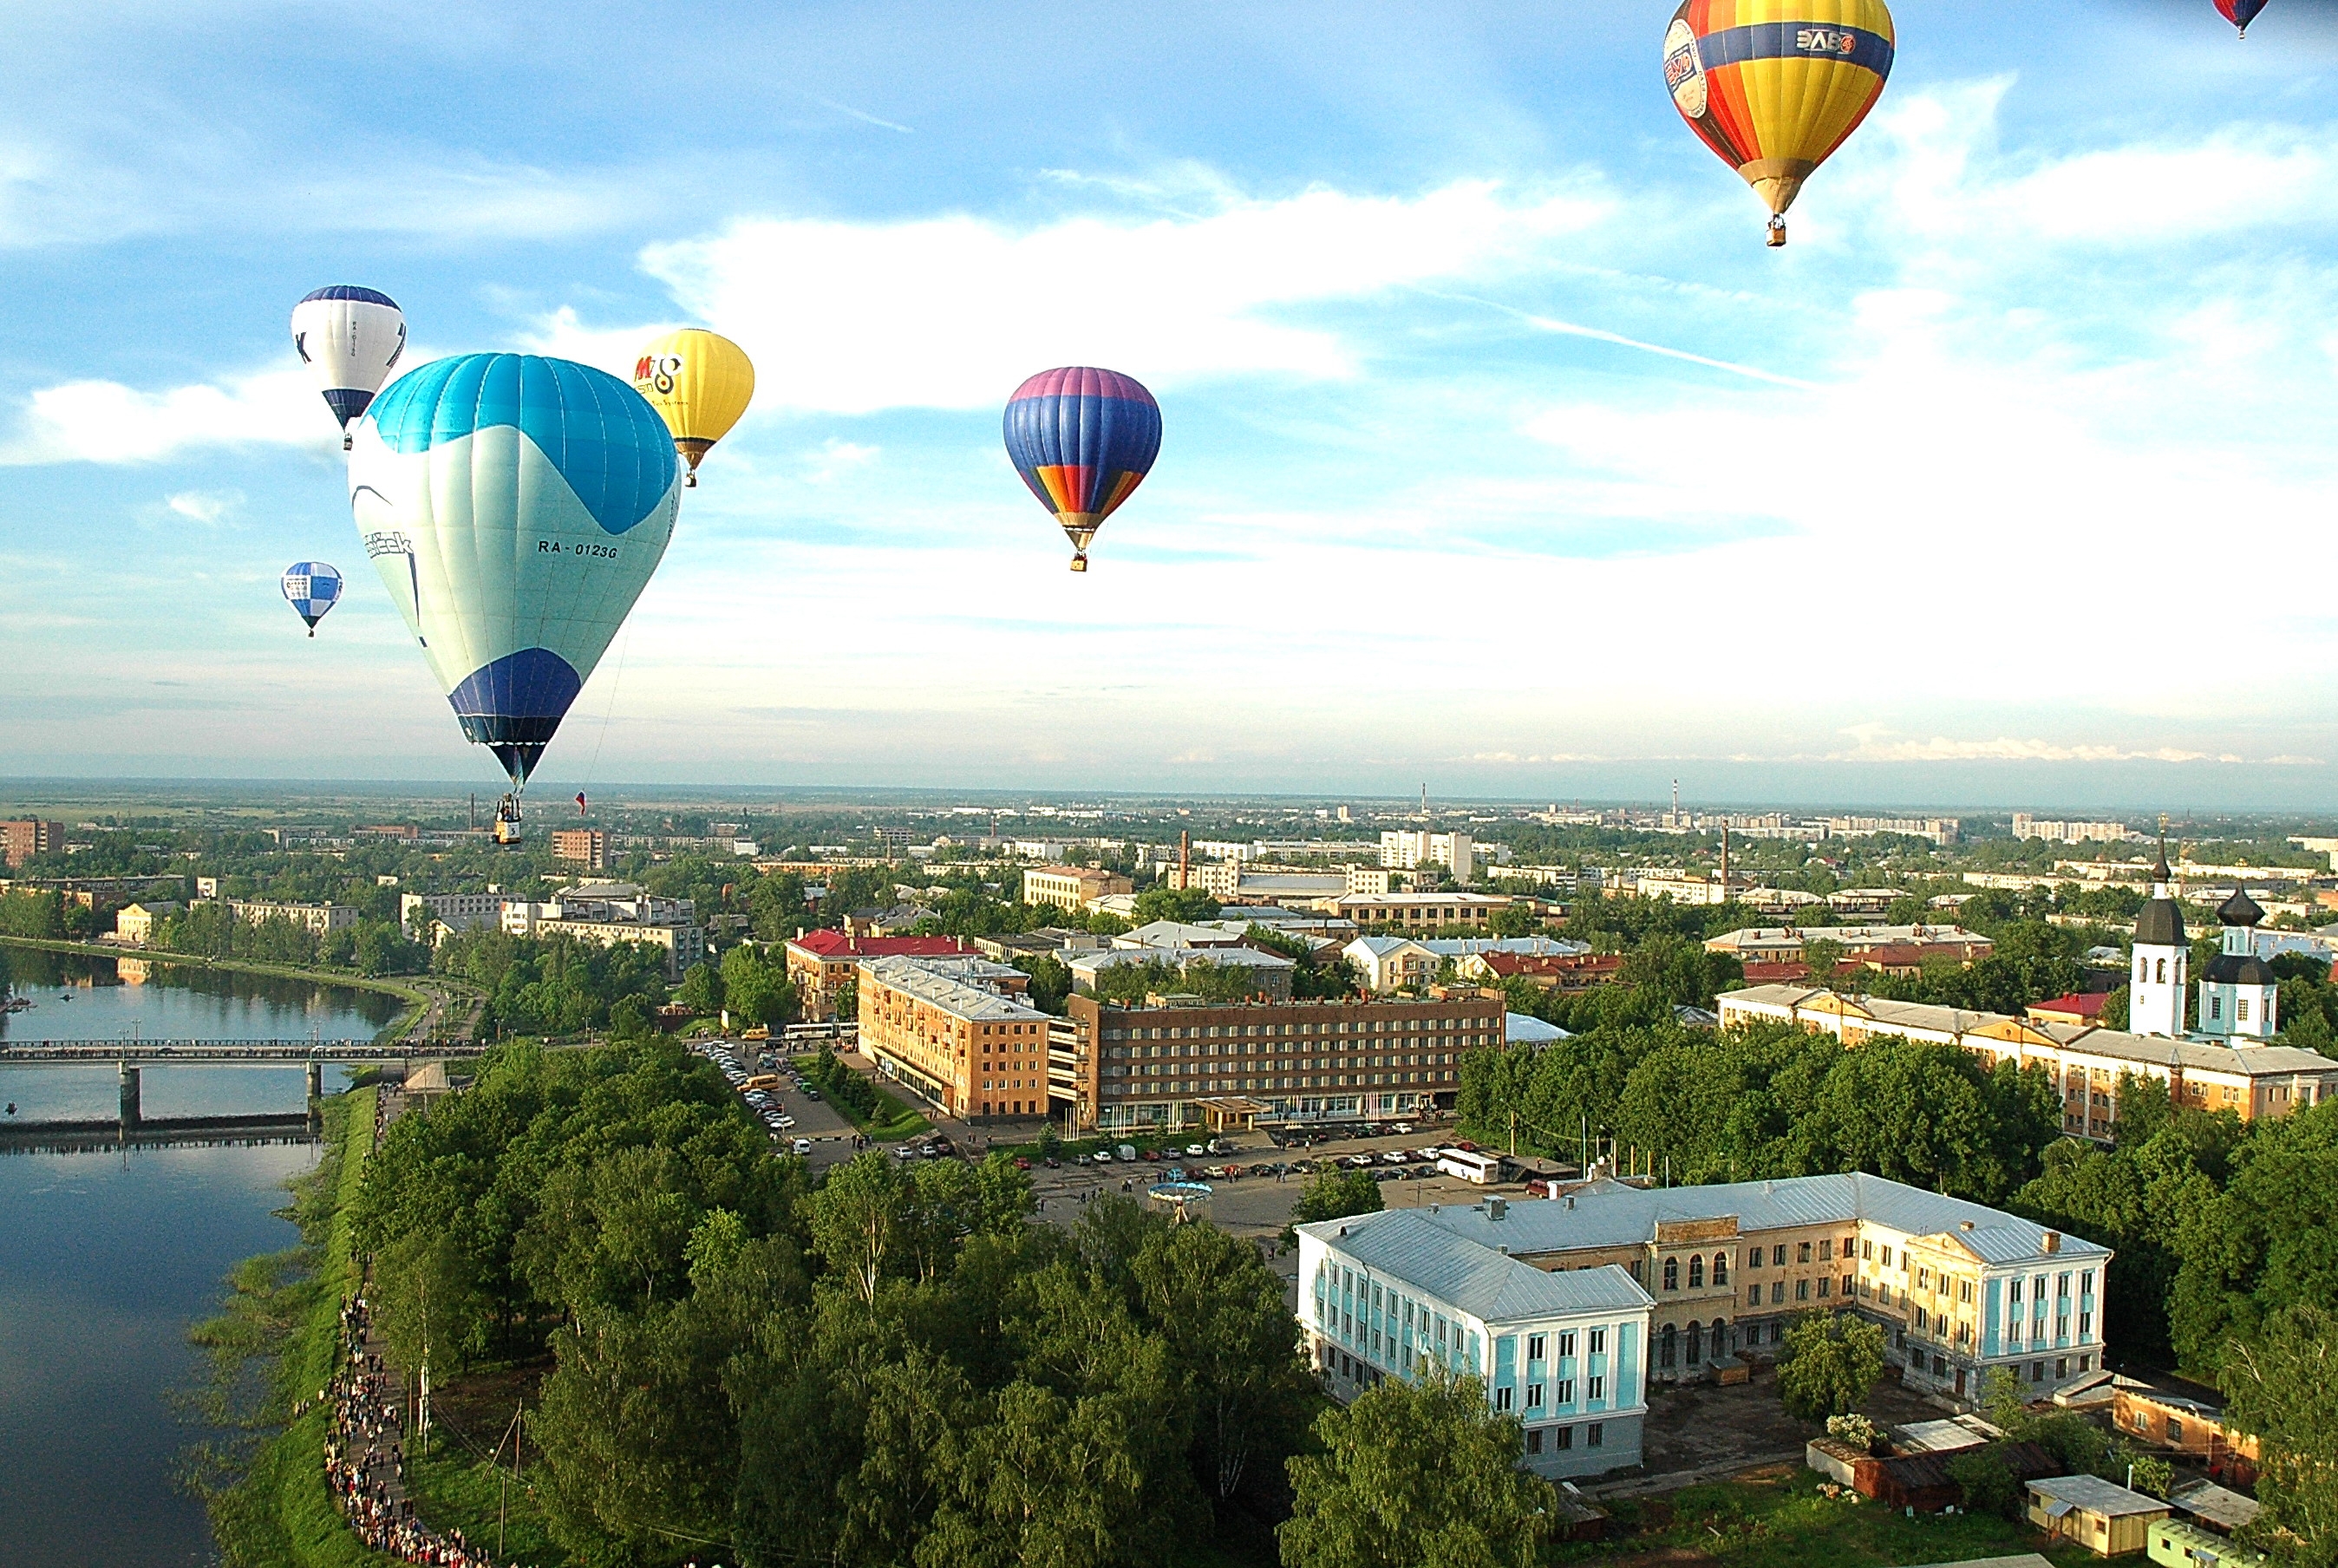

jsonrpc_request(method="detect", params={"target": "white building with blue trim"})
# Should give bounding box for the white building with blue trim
[1295,1202,1656,1478]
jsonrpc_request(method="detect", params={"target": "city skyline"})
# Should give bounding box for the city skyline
[8,1,2338,805]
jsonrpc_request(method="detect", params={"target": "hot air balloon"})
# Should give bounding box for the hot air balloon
[1662,2,1897,246]
[2217,0,2269,36]
[280,561,343,637]
[346,353,681,843]
[631,328,755,487]
[1002,367,1161,572]
[291,286,407,449]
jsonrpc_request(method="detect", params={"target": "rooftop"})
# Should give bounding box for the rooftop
[856,954,1047,1022]
[1299,1206,1652,1324]
[2027,1473,2169,1519]
[787,929,976,961]
[1387,1172,2112,1267]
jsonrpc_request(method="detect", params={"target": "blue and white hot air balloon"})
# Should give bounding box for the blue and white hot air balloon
[346,354,681,828]
[280,561,343,637]
[291,286,406,450]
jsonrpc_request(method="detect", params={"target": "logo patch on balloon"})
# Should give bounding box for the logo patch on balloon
[1662,19,1708,119]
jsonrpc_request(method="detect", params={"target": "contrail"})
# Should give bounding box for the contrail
[1422,289,1819,389]
[813,96,914,134]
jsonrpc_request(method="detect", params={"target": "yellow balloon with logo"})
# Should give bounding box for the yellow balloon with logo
[631,328,754,487]
[1662,0,1897,246]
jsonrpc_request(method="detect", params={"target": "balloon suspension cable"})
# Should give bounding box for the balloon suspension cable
[1766,215,1787,249]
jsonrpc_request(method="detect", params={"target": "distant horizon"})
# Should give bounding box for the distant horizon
[1,766,2332,826]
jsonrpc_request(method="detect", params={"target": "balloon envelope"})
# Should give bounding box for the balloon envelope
[346,353,681,786]
[280,560,343,633]
[291,286,406,439]
[631,328,754,483]
[1002,367,1161,571]
[1662,1,1896,242]
[2216,0,2269,33]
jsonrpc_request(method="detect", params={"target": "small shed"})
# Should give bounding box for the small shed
[2168,1477,2260,1536]
[2145,1517,2267,1567]
[2028,1473,2171,1558]
[1877,1442,2054,1514]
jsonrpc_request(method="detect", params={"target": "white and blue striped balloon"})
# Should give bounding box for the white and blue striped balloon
[281,561,343,637]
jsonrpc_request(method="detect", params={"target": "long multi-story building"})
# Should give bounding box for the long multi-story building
[1310,1172,2113,1422]
[1062,987,1504,1131]
[214,898,362,937]
[855,953,1055,1120]
[1718,985,2338,1140]
[1704,924,1993,964]
[2012,814,2134,845]
[500,882,702,976]
[1296,1204,1655,1479]
[1381,830,1475,882]
[1333,892,1531,931]
[400,890,516,941]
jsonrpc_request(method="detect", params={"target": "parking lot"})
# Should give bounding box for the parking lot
[690,1038,865,1173]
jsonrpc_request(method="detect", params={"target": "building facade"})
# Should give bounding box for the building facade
[551,829,610,871]
[1296,1205,1654,1479]
[2198,889,2277,1041]
[1333,892,1527,931]
[0,820,62,868]
[1068,944,1296,1002]
[216,898,361,936]
[1355,1173,2111,1407]
[499,883,702,976]
[1703,924,1993,964]
[2012,814,2134,845]
[855,953,1055,1120]
[1021,866,1135,911]
[113,901,181,945]
[400,890,514,942]
[1062,987,1503,1130]
[1381,830,1475,883]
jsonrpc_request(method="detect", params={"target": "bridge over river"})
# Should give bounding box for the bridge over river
[0,1039,489,1154]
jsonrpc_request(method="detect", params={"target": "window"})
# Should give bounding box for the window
[2168,1418,2185,1444]
[1817,1277,1831,1299]
[1588,1375,1605,1401]
[1658,1325,1676,1368]
[1525,1382,1544,1409]
[1589,1329,1606,1355]
[2239,998,2252,1022]
[1748,1284,1762,1308]
[1771,1281,1785,1304]
[1688,1256,1704,1289]
[1555,1378,1573,1403]
[1747,1248,1762,1271]
[1882,1245,1894,1268]
[1558,1331,1576,1357]
[2158,958,2167,983]
[1819,1239,1833,1262]
[1662,1257,1679,1291]
[1713,1253,1728,1285]
[1798,1242,1812,1264]
[1862,1239,1874,1260]
[2211,995,2223,1022]
[1526,1334,1545,1362]
[1773,1245,1786,1266]
[1959,1279,1973,1305]
[1588,1421,1605,1447]
[1525,1428,1544,1455]
[1842,1274,1855,1297]
[1796,1279,1810,1301]
[1495,1386,1512,1411]
[1555,1425,1574,1450]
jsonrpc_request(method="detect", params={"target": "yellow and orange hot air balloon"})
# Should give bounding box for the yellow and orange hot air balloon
[1662,2,1896,246]
[631,328,754,486]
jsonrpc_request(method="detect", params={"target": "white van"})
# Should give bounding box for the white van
[1117,1143,1138,1162]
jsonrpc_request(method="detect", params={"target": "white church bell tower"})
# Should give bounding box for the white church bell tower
[2130,838,2187,1038]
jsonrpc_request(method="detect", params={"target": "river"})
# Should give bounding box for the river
[0,949,403,1565]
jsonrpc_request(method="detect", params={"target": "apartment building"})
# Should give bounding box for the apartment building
[2011,814,2134,846]
[1296,1205,1655,1479]
[855,953,1055,1120]
[213,898,361,936]
[500,882,702,976]
[399,890,514,942]
[1374,1173,2110,1406]
[113,901,181,945]
[551,828,610,870]
[1381,830,1476,882]
[1718,985,2338,1140]
[1062,987,1505,1131]
[782,929,982,1021]
[1021,865,1135,912]
[0,820,62,868]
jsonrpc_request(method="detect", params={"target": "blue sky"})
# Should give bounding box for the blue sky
[9,0,2338,809]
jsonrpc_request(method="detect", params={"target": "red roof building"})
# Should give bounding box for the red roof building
[784,930,981,1021]
[2026,992,2111,1028]
[1479,952,1626,992]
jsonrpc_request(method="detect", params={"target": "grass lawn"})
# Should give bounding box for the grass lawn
[1560,1468,2102,1566]
[406,1444,571,1568]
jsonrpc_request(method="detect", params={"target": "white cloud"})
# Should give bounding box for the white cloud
[628,179,1610,415]
[3,367,330,463]
[804,439,878,484]
[166,488,243,524]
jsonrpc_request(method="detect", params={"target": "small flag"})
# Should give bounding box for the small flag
[575,792,588,815]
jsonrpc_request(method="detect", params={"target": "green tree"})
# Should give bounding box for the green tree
[1800,937,1847,988]
[1281,1166,1384,1249]
[1946,1442,2023,1518]
[675,959,723,1016]
[2223,1303,2338,1565]
[1775,1310,1884,1421]
[721,942,798,1029]
[1280,1375,1555,1568]
[1132,886,1221,925]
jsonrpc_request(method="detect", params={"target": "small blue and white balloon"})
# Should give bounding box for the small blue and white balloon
[281,561,343,637]
[291,286,406,450]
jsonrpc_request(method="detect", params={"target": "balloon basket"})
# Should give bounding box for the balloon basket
[1069,555,1087,573]
[1766,219,1787,249]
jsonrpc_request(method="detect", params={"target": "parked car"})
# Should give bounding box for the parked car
[1092,1149,1113,1164]
[1380,1150,1408,1165]
[1013,1156,1031,1171]
[1043,1157,1060,1169]
[793,1138,813,1155]
[1185,1143,1205,1157]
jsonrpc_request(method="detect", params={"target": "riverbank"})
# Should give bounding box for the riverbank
[0,934,479,1042]
[192,1085,383,1568]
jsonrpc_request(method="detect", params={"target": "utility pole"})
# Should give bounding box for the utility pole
[1509,1108,1517,1157]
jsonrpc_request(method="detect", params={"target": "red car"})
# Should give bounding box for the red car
[1014,1156,1031,1170]
[1454,1140,1479,1153]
